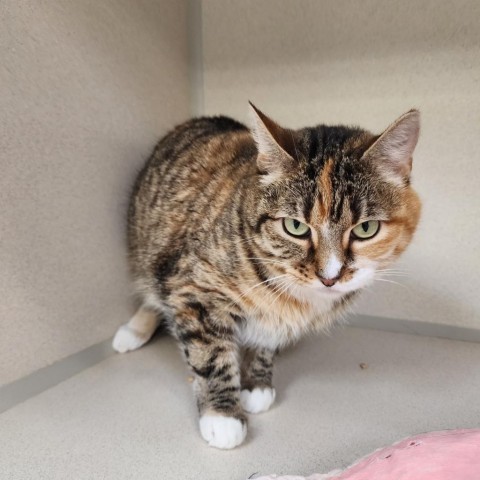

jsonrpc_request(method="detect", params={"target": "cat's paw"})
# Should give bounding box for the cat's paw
[112,325,149,353]
[199,414,247,449]
[240,387,276,414]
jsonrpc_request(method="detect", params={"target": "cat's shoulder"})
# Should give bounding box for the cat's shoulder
[153,116,249,154]
[178,115,249,135]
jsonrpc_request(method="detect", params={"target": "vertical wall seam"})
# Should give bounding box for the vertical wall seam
[187,0,204,117]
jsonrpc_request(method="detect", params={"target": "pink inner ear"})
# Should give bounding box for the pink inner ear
[380,121,418,164]
[364,110,420,183]
[249,103,296,159]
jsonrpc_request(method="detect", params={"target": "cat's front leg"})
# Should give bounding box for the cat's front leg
[240,347,276,414]
[175,303,246,449]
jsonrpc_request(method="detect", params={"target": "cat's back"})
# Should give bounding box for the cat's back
[151,115,249,168]
[133,115,250,193]
[127,115,255,272]
[131,114,253,208]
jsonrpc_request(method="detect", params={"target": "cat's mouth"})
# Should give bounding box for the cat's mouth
[316,267,375,294]
[287,276,346,298]
[287,267,373,297]
[310,281,347,296]
[286,272,345,294]
[305,269,372,296]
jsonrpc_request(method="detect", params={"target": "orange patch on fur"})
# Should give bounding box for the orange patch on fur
[317,158,334,219]
[353,187,421,262]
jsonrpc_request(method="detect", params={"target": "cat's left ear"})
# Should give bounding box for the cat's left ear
[249,102,296,182]
[364,109,420,185]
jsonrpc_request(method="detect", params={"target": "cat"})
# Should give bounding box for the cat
[112,103,421,449]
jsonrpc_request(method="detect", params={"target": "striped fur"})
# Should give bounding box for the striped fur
[115,106,421,448]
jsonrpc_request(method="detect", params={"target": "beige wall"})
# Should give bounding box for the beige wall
[2,0,479,386]
[202,0,480,329]
[0,0,190,385]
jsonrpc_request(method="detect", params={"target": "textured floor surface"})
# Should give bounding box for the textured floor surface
[1,327,480,480]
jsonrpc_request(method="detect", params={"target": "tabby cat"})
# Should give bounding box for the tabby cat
[113,103,421,449]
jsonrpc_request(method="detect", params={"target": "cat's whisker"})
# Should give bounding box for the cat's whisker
[246,257,283,263]
[263,277,288,301]
[263,278,295,319]
[245,258,286,267]
[234,238,256,248]
[376,269,409,273]
[376,270,409,275]
[376,269,410,274]
[272,278,293,301]
[377,268,408,271]
[379,266,407,272]
[247,274,289,290]
[229,274,289,308]
[373,278,409,290]
[375,271,410,278]
[234,234,265,247]
[376,272,410,276]
[375,268,410,275]
[251,278,290,318]
[376,273,410,278]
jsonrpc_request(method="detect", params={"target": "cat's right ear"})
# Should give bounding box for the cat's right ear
[249,102,296,182]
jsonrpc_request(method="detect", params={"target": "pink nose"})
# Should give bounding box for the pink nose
[319,277,338,287]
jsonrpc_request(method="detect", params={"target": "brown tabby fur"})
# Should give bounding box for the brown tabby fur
[118,105,421,447]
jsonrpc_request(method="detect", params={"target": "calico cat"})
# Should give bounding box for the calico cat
[113,103,421,449]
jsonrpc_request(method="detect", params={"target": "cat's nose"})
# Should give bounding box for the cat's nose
[318,276,338,287]
[317,254,343,287]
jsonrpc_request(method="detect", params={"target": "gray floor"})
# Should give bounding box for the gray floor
[1,327,480,480]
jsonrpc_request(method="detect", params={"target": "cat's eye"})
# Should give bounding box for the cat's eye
[283,218,311,238]
[351,220,380,240]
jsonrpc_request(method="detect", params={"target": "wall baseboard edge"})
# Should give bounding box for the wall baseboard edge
[1,316,479,415]
[351,314,480,343]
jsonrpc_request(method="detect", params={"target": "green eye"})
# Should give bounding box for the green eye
[283,218,310,237]
[351,220,380,240]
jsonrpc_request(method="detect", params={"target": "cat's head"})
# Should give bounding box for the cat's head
[248,103,421,302]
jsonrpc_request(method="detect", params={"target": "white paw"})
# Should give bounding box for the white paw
[199,415,247,449]
[112,325,149,353]
[240,387,276,414]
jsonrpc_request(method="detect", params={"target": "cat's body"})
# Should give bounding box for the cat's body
[113,105,421,449]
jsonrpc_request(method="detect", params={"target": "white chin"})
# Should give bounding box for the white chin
[314,286,346,296]
[296,283,346,301]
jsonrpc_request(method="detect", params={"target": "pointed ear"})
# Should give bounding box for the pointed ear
[249,102,296,182]
[364,109,420,185]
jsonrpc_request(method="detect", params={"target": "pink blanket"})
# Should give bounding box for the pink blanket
[255,429,480,480]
